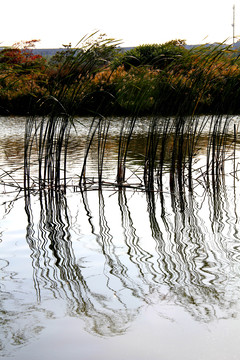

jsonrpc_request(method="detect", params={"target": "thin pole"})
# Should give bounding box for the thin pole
[233,4,235,44]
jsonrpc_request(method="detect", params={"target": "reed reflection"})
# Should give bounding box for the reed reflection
[0,255,51,357]
[22,180,240,339]
[146,186,240,322]
[25,189,141,336]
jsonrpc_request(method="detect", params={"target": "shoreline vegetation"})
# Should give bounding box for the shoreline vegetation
[1,34,239,195]
[1,34,240,117]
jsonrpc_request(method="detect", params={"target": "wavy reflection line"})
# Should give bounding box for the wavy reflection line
[23,182,240,331]
[145,188,233,322]
[98,190,129,309]
[82,190,144,319]
[97,190,164,315]
[81,189,136,308]
[206,183,239,271]
[171,190,221,289]
[163,188,240,322]
[25,190,142,337]
[145,191,169,285]
[0,242,51,357]
[25,193,42,302]
[147,191,188,288]
[118,190,164,297]
[38,191,93,308]
[207,182,240,271]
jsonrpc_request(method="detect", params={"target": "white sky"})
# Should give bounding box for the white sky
[0,0,238,48]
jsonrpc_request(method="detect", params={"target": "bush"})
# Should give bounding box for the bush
[115,40,187,70]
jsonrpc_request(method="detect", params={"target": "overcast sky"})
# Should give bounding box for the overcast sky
[1,0,237,48]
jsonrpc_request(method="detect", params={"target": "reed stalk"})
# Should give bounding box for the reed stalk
[144,117,160,191]
[116,116,137,184]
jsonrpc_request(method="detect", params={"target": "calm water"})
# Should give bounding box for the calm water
[1,116,240,360]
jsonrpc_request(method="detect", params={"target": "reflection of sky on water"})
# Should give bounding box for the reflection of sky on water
[1,116,240,358]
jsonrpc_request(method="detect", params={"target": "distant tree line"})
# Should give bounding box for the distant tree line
[1,36,240,116]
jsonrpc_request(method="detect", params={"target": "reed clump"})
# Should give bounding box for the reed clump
[20,36,240,194]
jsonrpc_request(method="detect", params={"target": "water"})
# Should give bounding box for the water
[1,116,240,360]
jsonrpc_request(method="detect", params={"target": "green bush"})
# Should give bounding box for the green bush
[114,40,187,70]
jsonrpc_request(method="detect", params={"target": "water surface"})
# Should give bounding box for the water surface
[1,116,240,360]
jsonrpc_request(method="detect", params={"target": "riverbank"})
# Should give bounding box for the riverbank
[1,38,240,117]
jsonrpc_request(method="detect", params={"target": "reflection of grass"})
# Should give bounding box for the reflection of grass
[23,37,240,195]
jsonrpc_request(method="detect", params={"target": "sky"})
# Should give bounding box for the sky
[0,0,238,48]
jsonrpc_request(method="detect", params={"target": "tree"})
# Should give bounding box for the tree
[0,39,45,71]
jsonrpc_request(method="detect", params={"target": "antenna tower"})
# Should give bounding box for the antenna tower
[233,4,236,44]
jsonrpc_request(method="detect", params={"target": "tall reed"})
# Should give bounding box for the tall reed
[23,39,240,195]
[24,34,119,192]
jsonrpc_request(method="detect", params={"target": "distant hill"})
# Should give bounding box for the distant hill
[31,47,133,57]
[1,44,238,59]
[232,41,240,50]
[0,47,65,58]
[31,48,64,57]
[31,44,238,57]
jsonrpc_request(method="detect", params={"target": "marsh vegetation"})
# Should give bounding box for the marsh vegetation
[1,34,240,359]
